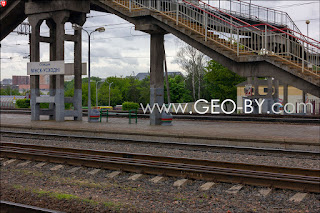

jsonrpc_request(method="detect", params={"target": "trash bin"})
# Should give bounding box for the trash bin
[89,109,100,122]
[161,111,173,126]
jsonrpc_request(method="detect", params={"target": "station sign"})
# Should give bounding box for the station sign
[27,61,65,75]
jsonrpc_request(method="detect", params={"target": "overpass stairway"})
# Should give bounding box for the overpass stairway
[103,0,319,83]
[1,0,319,93]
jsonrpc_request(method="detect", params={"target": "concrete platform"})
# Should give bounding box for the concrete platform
[1,114,319,147]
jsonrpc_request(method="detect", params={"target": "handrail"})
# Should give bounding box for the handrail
[207,0,304,38]
[182,0,238,28]
[278,28,320,45]
[184,0,319,50]
[198,0,261,32]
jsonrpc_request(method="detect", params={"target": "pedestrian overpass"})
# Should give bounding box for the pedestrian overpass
[1,0,319,124]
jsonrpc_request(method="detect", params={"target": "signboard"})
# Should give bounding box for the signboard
[244,84,253,96]
[65,63,87,75]
[27,61,65,75]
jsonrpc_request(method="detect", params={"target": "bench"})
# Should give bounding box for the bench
[100,109,138,124]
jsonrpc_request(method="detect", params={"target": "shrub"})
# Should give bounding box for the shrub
[122,102,139,111]
[15,99,72,109]
[16,99,30,108]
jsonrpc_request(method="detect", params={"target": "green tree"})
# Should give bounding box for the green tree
[0,86,20,95]
[204,60,245,102]
[98,81,123,106]
[165,75,192,103]
[125,76,140,103]
[138,76,150,105]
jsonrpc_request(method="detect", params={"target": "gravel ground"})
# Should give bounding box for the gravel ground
[1,134,319,170]
[1,159,319,212]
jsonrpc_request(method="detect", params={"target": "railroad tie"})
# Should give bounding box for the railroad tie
[50,165,64,171]
[34,162,47,168]
[128,174,143,181]
[150,176,165,184]
[200,182,215,191]
[226,185,243,194]
[67,167,81,173]
[289,193,307,203]
[173,179,189,188]
[2,159,16,166]
[16,161,31,167]
[88,169,101,175]
[106,171,121,179]
[258,188,272,197]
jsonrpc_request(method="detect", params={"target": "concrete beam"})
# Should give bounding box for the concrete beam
[25,0,90,15]
[135,23,167,34]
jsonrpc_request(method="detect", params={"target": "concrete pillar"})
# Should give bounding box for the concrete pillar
[267,77,272,98]
[274,79,279,100]
[47,19,56,120]
[253,77,259,96]
[150,33,165,125]
[73,27,82,121]
[53,12,69,122]
[283,84,288,104]
[29,16,42,121]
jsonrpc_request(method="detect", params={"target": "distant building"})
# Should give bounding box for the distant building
[135,72,183,80]
[1,78,12,85]
[12,76,29,85]
[10,75,49,93]
[236,79,320,114]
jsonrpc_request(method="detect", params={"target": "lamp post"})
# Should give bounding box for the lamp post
[95,81,103,108]
[306,20,310,67]
[108,82,113,106]
[72,24,105,121]
[306,20,310,38]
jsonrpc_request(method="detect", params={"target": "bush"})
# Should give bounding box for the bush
[16,99,30,108]
[15,99,72,109]
[40,103,49,108]
[122,102,139,111]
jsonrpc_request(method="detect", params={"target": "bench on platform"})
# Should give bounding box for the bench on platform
[100,109,137,124]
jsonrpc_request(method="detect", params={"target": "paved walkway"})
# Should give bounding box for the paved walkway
[1,114,319,143]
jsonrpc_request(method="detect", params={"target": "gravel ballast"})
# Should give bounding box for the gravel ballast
[1,160,319,212]
[1,134,319,169]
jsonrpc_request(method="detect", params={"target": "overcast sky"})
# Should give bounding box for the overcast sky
[1,0,319,80]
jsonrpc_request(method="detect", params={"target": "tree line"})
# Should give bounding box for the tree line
[64,64,245,107]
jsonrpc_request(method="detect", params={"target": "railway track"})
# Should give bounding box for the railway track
[0,200,63,213]
[1,142,319,193]
[1,130,319,158]
[1,109,320,124]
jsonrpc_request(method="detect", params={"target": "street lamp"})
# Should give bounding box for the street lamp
[108,82,113,107]
[72,24,105,121]
[94,81,103,108]
[306,20,310,38]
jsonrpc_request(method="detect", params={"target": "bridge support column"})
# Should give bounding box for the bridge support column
[150,33,165,125]
[283,84,288,105]
[26,0,89,122]
[28,17,41,121]
[47,20,56,121]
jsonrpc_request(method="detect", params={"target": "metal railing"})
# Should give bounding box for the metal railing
[207,0,303,38]
[111,0,319,77]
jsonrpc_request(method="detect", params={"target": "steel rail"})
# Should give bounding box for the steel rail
[0,200,64,213]
[1,130,319,158]
[1,142,319,193]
